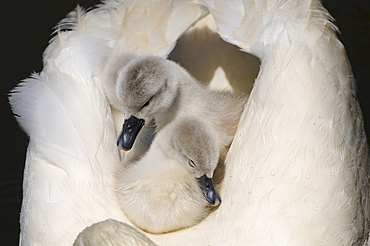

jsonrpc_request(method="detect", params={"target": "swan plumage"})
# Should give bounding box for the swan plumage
[9,0,369,245]
[116,117,221,234]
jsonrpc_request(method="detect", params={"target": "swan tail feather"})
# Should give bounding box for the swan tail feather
[9,67,118,177]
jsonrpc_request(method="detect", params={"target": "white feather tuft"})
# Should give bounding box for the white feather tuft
[55,5,89,33]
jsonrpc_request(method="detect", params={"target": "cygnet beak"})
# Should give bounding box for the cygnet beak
[117,115,145,151]
[197,174,221,206]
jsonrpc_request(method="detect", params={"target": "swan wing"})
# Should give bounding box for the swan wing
[10,34,127,245]
[153,0,370,245]
[10,1,208,245]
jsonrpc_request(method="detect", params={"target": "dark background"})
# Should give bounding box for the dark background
[1,0,369,245]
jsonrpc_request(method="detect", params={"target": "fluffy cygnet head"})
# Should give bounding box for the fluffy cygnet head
[116,117,221,234]
[117,56,180,120]
[115,55,189,150]
[164,117,222,207]
[167,117,220,179]
[73,219,156,246]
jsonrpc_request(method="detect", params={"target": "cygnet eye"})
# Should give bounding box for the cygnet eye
[141,99,150,109]
[188,160,196,168]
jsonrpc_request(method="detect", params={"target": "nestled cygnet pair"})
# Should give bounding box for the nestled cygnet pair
[103,53,246,162]
[116,117,221,234]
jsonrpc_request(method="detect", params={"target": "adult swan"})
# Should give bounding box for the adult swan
[10,0,369,245]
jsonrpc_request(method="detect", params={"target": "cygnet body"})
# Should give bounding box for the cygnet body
[116,117,221,234]
[108,53,246,162]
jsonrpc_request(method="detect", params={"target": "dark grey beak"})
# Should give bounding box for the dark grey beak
[197,174,221,206]
[117,115,145,151]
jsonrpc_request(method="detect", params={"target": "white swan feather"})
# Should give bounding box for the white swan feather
[9,0,369,245]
